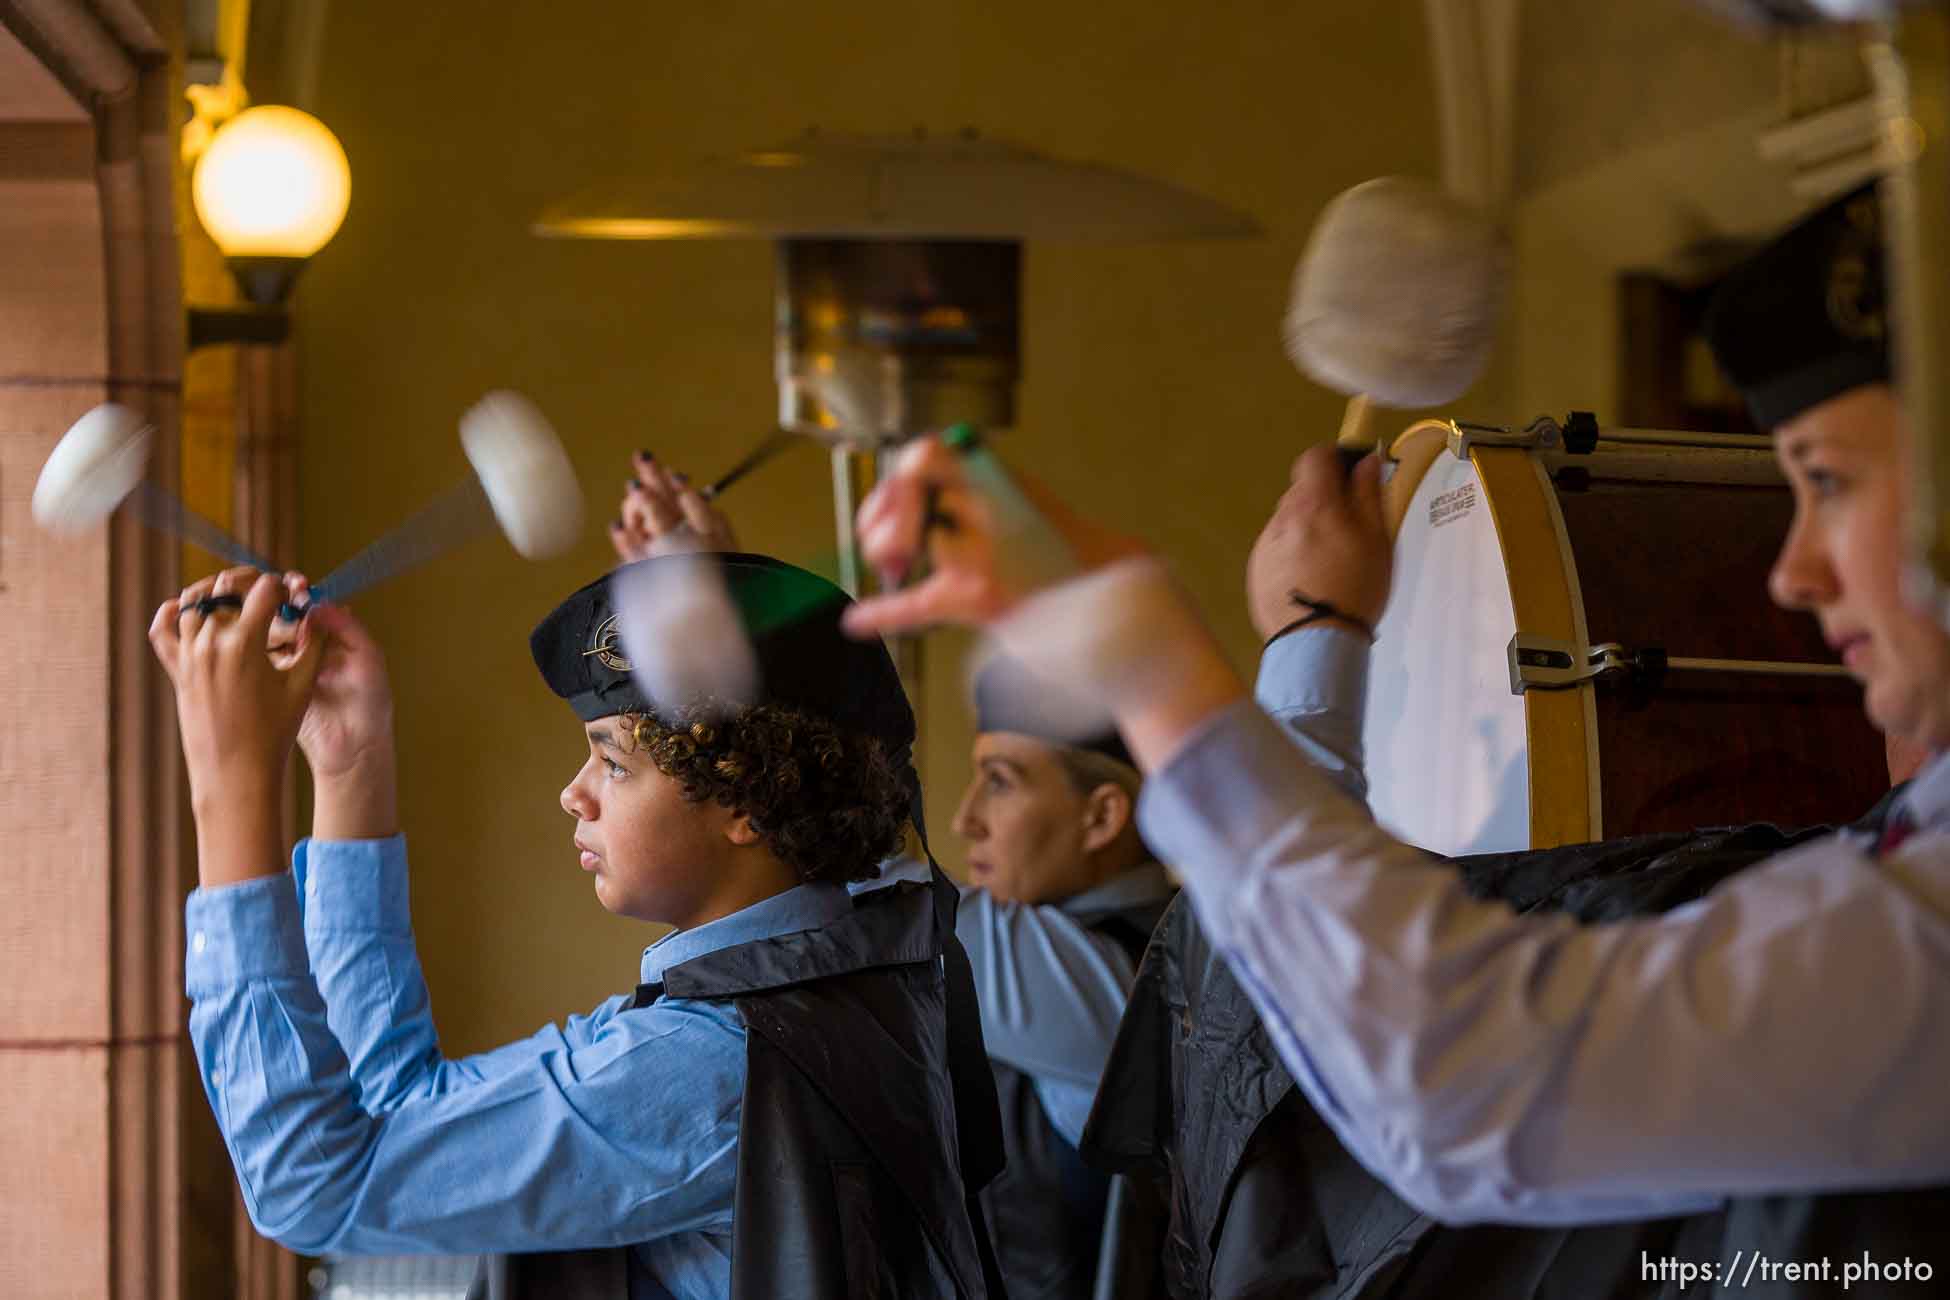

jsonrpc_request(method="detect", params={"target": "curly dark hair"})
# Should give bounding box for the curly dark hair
[615,702,908,885]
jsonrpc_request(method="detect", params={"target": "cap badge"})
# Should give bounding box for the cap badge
[1826,195,1886,344]
[583,614,632,673]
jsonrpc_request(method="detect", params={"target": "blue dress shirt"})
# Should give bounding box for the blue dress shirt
[1142,623,1950,1225]
[185,836,856,1300]
[1253,624,1372,803]
[956,861,1178,1143]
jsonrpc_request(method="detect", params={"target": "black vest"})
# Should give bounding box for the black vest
[981,883,1177,1300]
[1084,805,1950,1299]
[472,878,1002,1300]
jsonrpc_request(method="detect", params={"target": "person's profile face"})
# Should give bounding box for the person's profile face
[558,717,733,925]
[951,732,1101,906]
[1770,384,1950,752]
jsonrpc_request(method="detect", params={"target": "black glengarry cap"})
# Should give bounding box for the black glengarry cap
[1703,183,1890,431]
[530,551,915,753]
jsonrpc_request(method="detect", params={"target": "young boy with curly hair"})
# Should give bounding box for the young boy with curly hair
[154,552,1005,1300]
[616,470,1178,1300]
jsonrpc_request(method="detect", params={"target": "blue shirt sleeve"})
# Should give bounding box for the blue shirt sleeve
[955,889,1137,1093]
[185,869,742,1258]
[1138,701,1950,1224]
[291,836,626,1113]
[1252,624,1371,806]
[1031,1077,1101,1148]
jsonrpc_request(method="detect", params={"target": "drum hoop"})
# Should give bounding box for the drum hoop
[1469,445,1602,848]
[1381,420,1454,537]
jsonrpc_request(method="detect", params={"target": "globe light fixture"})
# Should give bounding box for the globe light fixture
[187,105,351,348]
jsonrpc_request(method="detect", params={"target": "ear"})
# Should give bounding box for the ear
[722,810,763,847]
[1079,782,1133,855]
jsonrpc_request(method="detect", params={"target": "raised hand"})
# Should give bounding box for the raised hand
[150,567,323,802]
[840,434,1141,639]
[267,575,398,840]
[838,432,1241,770]
[148,566,325,883]
[1245,446,1392,643]
[611,451,739,561]
[841,435,1016,636]
[269,576,394,780]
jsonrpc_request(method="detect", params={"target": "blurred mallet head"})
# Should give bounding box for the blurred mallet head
[1284,176,1509,410]
[460,390,585,559]
[965,636,1119,753]
[610,553,759,722]
[33,403,154,534]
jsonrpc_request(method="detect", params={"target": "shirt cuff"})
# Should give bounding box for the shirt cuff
[1254,623,1369,718]
[185,873,308,996]
[1137,699,1346,943]
[292,834,413,936]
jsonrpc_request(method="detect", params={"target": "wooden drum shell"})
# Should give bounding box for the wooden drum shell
[1554,467,1884,840]
[1367,430,1886,854]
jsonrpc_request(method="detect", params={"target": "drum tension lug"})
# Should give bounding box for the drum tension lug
[1454,410,1602,462]
[1561,410,1601,455]
[1508,634,1666,696]
[1620,647,1667,709]
[1447,417,1563,458]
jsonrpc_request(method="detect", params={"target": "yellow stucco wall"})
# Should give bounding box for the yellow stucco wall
[290,0,1790,1052]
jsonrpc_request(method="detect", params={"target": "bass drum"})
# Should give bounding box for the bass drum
[1363,422,1887,856]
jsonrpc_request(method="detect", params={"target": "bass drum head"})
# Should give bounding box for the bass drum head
[1366,450,1530,855]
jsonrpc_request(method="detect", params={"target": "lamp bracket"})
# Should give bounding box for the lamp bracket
[187,304,290,351]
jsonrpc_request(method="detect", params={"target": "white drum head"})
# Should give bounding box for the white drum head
[1365,451,1530,855]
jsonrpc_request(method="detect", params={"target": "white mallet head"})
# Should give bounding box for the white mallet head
[1285,176,1508,410]
[33,403,155,535]
[610,555,759,721]
[459,390,586,560]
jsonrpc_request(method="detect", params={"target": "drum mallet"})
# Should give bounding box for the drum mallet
[1282,175,1508,480]
[32,391,584,618]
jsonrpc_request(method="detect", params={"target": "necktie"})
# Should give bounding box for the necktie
[1876,811,1916,858]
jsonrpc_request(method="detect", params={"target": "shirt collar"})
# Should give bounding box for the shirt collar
[639,881,853,985]
[851,853,932,896]
[1058,859,1175,915]
[1892,748,1950,832]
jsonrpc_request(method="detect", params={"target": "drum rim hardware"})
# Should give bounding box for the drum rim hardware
[1413,412,1776,462]
[1444,414,1568,457]
[1508,633,1852,695]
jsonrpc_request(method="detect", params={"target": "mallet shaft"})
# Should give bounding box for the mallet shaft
[309,477,498,604]
[700,431,796,501]
[127,481,278,573]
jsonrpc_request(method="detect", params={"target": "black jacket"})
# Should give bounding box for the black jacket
[982,882,1177,1300]
[472,875,1004,1300]
[1084,804,1950,1299]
